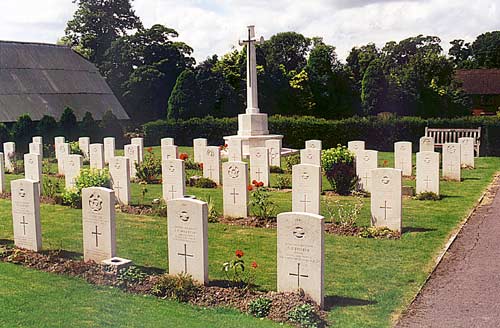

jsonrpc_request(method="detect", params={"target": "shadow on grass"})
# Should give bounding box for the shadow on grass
[403,227,437,234]
[440,194,463,199]
[0,239,13,245]
[208,279,260,290]
[324,295,377,310]
[462,177,481,181]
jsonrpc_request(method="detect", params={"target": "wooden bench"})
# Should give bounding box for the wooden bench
[425,127,481,157]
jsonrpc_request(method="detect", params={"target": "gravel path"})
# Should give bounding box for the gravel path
[396,175,500,328]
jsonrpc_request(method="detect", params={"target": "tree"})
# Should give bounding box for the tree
[100,110,122,138]
[167,69,200,120]
[361,59,388,115]
[102,24,195,123]
[346,43,380,91]
[59,107,78,139]
[0,123,10,145]
[449,39,472,67]
[470,31,500,68]
[64,0,142,69]
[37,115,58,140]
[262,32,311,72]
[12,114,35,149]
[79,111,98,137]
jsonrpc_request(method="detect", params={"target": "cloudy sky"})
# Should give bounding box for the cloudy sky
[0,0,498,63]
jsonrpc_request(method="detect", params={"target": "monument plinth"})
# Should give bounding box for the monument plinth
[224,25,282,156]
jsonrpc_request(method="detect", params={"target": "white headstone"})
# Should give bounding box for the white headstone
[305,140,322,151]
[203,146,221,184]
[79,137,90,159]
[3,142,15,173]
[222,161,249,218]
[162,159,186,201]
[103,137,116,164]
[277,212,324,308]
[370,168,402,232]
[54,136,65,159]
[356,150,378,192]
[250,147,270,187]
[109,156,131,205]
[419,137,434,152]
[394,141,412,176]
[57,143,70,175]
[348,140,365,156]
[162,145,178,161]
[292,164,321,215]
[167,198,208,285]
[29,142,43,157]
[32,136,43,144]
[266,139,282,167]
[90,143,105,170]
[300,148,321,166]
[131,138,144,162]
[416,151,440,195]
[459,137,475,168]
[0,154,4,193]
[24,153,42,189]
[11,179,42,251]
[161,137,175,147]
[227,139,243,162]
[82,187,116,262]
[64,155,83,190]
[124,144,140,179]
[442,143,461,181]
[193,138,208,163]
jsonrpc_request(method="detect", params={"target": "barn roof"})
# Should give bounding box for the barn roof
[0,40,129,122]
[455,69,500,95]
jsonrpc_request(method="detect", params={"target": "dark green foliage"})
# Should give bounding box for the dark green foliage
[283,154,300,173]
[116,266,148,288]
[193,177,217,189]
[100,110,123,139]
[79,111,98,137]
[37,115,59,140]
[248,297,272,318]
[12,114,35,151]
[287,304,322,328]
[470,31,500,68]
[135,151,161,183]
[361,59,387,115]
[151,273,200,303]
[167,69,199,120]
[321,146,357,195]
[59,107,78,140]
[0,123,10,145]
[415,192,441,201]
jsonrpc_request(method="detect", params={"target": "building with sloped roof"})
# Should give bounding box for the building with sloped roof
[455,69,500,116]
[0,40,129,122]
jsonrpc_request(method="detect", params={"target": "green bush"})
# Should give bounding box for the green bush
[414,191,441,201]
[62,168,110,208]
[270,165,284,174]
[151,273,200,302]
[321,146,357,195]
[193,177,217,188]
[275,175,291,189]
[116,266,148,288]
[135,151,161,183]
[287,304,322,328]
[248,297,272,318]
[284,154,300,173]
[69,141,83,156]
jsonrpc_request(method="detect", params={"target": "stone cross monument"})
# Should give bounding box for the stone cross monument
[224,25,282,156]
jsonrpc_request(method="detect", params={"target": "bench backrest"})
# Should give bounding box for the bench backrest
[425,127,481,156]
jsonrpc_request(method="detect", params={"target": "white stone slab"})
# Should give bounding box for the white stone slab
[348,140,365,156]
[79,137,90,159]
[0,153,4,193]
[131,138,144,162]
[266,139,282,167]
[300,148,321,166]
[277,212,324,308]
[64,155,83,190]
[250,147,270,187]
[82,187,116,262]
[419,137,434,152]
[416,151,440,195]
[54,136,65,159]
[292,164,321,215]
[29,142,43,157]
[203,146,221,184]
[162,145,178,161]
[24,153,42,189]
[161,137,175,147]
[222,161,248,218]
[162,159,186,201]
[90,143,105,170]
[3,142,15,173]
[167,198,208,285]
[11,179,42,251]
[459,137,475,168]
[56,143,70,174]
[394,141,412,176]
[370,168,402,232]
[442,143,461,181]
[32,136,43,144]
[103,137,116,164]
[124,144,140,179]
[227,138,243,162]
[193,138,207,163]
[356,150,378,192]
[305,140,322,151]
[109,156,131,205]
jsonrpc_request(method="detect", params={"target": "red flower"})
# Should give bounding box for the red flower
[251,261,258,269]
[247,185,253,191]
[199,163,204,169]
[224,143,228,148]
[179,153,189,160]
[147,147,153,153]
[252,180,257,185]
[258,181,264,187]
[235,249,244,258]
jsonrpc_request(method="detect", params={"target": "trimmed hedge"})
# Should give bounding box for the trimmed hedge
[144,115,500,156]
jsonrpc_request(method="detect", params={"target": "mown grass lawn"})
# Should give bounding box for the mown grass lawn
[0,148,498,327]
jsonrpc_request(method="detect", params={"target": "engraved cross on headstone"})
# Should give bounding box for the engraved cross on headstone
[20,216,28,235]
[207,166,215,179]
[169,185,177,199]
[424,176,432,189]
[289,262,308,288]
[230,188,239,204]
[380,201,392,220]
[92,225,102,247]
[255,168,263,181]
[300,194,311,212]
[113,180,122,201]
[363,172,370,187]
[177,243,194,273]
